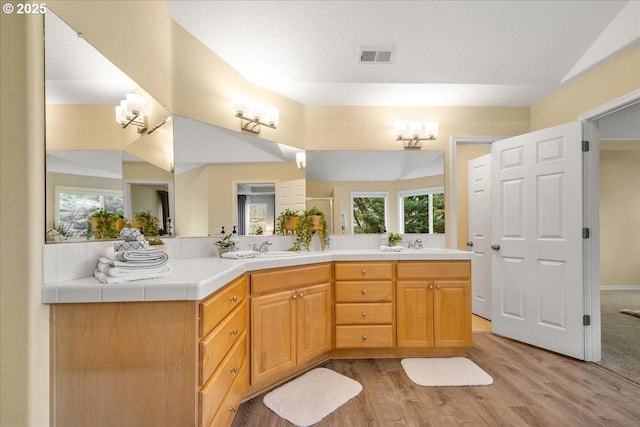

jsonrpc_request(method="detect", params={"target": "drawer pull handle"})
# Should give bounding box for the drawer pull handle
[230,406,238,413]
[361,289,367,295]
[230,367,238,374]
[299,293,305,299]
[229,296,238,302]
[230,329,238,335]
[362,312,367,317]
[361,269,367,275]
[362,335,367,341]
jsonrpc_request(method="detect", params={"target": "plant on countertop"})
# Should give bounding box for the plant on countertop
[290,207,330,251]
[132,210,160,237]
[148,238,165,246]
[275,208,302,235]
[215,234,236,249]
[387,232,403,246]
[88,209,125,239]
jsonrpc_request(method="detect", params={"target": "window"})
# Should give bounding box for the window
[398,187,444,234]
[351,192,388,233]
[55,186,124,238]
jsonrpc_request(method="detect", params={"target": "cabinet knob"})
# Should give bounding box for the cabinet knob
[230,406,238,413]
[436,285,441,289]
[299,293,305,299]
[362,335,367,341]
[230,329,238,335]
[230,367,238,374]
[292,295,297,300]
[361,269,367,275]
[229,295,238,302]
[361,289,367,295]
[429,284,433,289]
[362,312,367,317]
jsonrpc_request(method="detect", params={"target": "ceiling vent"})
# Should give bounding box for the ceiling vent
[358,47,393,64]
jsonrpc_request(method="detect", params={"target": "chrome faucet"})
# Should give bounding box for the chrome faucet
[258,241,272,253]
[413,239,423,249]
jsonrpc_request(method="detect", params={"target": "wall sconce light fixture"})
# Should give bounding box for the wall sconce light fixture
[115,93,148,133]
[296,152,306,169]
[232,95,279,134]
[394,121,438,148]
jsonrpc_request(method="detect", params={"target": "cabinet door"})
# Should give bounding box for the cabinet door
[396,281,434,348]
[251,289,296,386]
[296,282,332,364]
[434,281,471,347]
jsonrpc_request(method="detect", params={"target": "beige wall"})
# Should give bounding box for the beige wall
[530,45,640,130]
[455,145,492,250]
[1,12,48,427]
[600,143,640,286]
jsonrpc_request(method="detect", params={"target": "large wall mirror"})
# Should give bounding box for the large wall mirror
[44,11,174,242]
[305,150,445,235]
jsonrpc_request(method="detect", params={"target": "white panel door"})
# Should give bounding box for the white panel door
[468,154,492,320]
[276,179,306,215]
[491,121,584,359]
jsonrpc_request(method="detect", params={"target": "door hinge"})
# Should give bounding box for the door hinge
[582,140,589,152]
[582,228,590,239]
[583,315,591,326]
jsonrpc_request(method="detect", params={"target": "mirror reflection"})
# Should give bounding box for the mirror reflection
[45,10,174,242]
[172,116,305,237]
[305,150,445,234]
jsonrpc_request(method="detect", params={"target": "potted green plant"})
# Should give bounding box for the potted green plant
[290,207,330,251]
[88,209,121,240]
[275,208,302,235]
[132,210,160,237]
[387,232,403,246]
[215,234,236,256]
[148,237,167,251]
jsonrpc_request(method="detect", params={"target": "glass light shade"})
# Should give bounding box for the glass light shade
[264,106,280,126]
[248,101,265,120]
[125,93,145,114]
[232,94,248,115]
[424,121,439,138]
[409,121,423,137]
[394,121,408,136]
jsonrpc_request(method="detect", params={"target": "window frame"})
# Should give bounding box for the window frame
[350,191,389,234]
[397,186,444,234]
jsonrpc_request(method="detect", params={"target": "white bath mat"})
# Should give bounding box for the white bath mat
[401,357,493,387]
[263,367,362,426]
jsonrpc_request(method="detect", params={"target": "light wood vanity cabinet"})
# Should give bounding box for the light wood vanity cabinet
[250,264,332,390]
[334,262,394,348]
[198,275,249,427]
[396,261,471,348]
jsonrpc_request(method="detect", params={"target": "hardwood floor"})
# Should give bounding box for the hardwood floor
[232,333,640,426]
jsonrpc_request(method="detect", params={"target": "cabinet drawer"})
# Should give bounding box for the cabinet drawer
[200,275,248,337]
[335,303,392,325]
[335,262,393,280]
[251,263,331,294]
[335,281,392,302]
[397,261,471,280]
[200,302,247,386]
[335,325,393,348]
[207,362,249,427]
[200,333,247,427]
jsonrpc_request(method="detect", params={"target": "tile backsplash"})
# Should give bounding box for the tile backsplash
[42,233,444,284]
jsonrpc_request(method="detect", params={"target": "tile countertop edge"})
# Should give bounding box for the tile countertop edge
[42,249,473,304]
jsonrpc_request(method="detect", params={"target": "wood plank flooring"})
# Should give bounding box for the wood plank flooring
[231,333,640,426]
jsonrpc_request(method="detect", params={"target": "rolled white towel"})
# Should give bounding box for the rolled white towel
[221,250,258,259]
[94,266,171,284]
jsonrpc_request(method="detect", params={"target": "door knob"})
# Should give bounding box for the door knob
[491,244,501,251]
[466,241,474,247]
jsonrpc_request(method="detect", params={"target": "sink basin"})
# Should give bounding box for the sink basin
[256,250,300,258]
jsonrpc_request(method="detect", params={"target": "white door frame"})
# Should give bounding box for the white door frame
[580,88,640,362]
[449,136,503,249]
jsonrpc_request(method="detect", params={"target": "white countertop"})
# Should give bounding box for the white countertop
[42,249,472,304]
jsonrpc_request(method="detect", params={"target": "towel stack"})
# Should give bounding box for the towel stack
[115,228,149,250]
[94,243,171,284]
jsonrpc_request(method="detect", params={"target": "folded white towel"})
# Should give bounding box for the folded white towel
[94,266,171,284]
[221,250,259,259]
[379,245,407,252]
[115,249,168,264]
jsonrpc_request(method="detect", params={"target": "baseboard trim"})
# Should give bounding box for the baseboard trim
[600,285,640,291]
